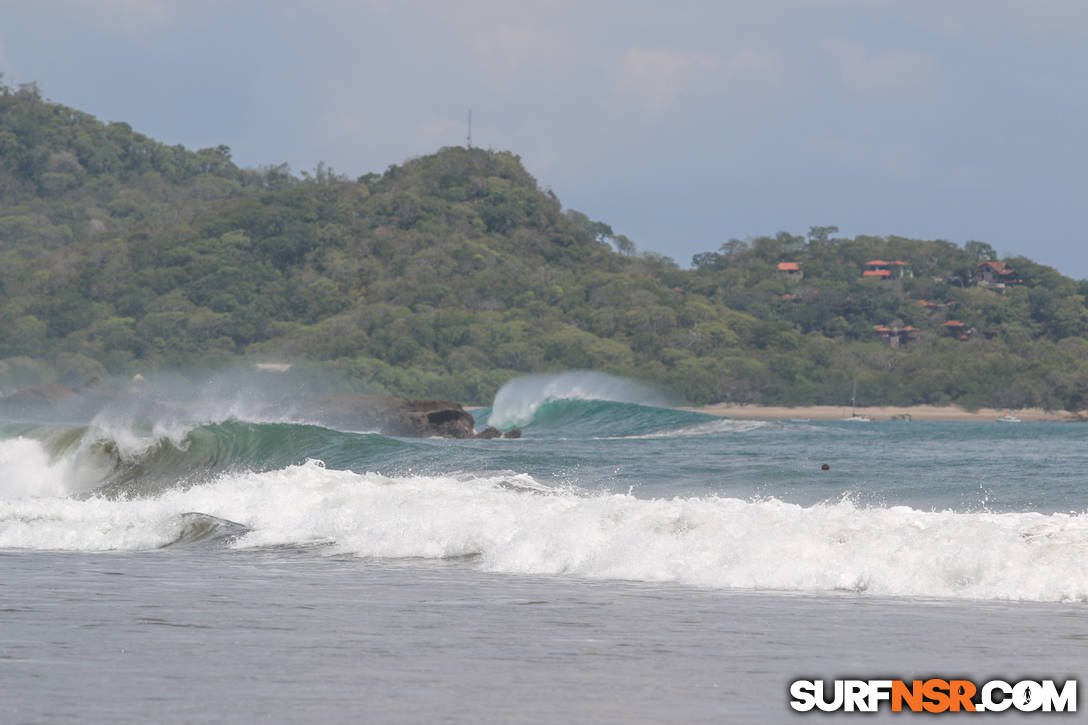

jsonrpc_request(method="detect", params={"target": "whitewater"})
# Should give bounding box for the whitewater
[3,372,1085,722]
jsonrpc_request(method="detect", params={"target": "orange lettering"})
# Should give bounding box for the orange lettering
[892,680,924,712]
[922,679,951,713]
[948,680,977,712]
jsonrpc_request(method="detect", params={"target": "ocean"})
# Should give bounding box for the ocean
[2,372,1085,723]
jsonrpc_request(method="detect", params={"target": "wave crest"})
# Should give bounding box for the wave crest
[487,371,673,429]
[0,420,411,498]
[2,463,1085,602]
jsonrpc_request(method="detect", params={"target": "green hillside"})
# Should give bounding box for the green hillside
[3,80,1088,410]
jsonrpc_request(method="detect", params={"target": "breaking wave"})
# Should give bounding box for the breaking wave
[0,419,417,498]
[2,459,1086,602]
[485,371,675,430]
[477,372,758,439]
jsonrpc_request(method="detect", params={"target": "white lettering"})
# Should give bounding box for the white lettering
[844,681,868,712]
[789,677,1076,713]
[1014,680,1043,712]
[867,680,893,711]
[982,680,1013,712]
[816,680,844,712]
[1040,679,1077,712]
[789,680,817,712]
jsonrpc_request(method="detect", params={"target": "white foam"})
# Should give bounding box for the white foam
[102,420,194,459]
[0,420,205,500]
[1,462,1086,602]
[0,437,75,498]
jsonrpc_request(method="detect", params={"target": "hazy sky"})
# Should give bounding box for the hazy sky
[2,1,1086,276]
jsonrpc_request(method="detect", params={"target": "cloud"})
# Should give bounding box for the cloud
[825,41,936,98]
[614,48,720,113]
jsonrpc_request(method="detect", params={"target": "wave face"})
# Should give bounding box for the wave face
[487,398,729,439]
[0,420,414,499]
[485,371,675,430]
[1,460,1085,602]
[477,371,736,439]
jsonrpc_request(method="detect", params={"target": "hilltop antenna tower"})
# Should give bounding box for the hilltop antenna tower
[467,110,472,149]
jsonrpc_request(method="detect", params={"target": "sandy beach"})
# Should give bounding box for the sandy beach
[690,403,1087,422]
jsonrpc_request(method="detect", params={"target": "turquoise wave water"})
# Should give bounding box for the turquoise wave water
[3,389,1088,600]
[0,398,725,499]
[476,398,713,438]
[4,398,1087,515]
[0,419,425,497]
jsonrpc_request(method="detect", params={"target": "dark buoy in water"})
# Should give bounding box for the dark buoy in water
[821,463,830,471]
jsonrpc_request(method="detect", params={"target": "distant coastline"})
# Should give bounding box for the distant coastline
[690,403,1087,423]
[467,401,1086,422]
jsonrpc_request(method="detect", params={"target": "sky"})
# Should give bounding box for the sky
[1,0,1086,276]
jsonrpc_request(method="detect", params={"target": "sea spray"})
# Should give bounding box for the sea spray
[0,437,76,498]
[2,461,1086,602]
[0,420,418,499]
[487,371,674,430]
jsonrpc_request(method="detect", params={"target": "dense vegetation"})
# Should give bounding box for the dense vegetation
[3,80,1088,409]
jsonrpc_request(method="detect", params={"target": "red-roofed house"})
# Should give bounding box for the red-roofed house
[941,320,969,340]
[777,262,803,279]
[977,261,1018,287]
[873,324,918,348]
[862,259,912,279]
[862,260,891,279]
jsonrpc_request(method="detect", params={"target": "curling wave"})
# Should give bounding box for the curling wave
[478,372,742,439]
[485,371,674,429]
[0,420,418,498]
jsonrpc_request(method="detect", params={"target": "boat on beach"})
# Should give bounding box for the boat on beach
[997,410,1022,423]
[842,380,872,422]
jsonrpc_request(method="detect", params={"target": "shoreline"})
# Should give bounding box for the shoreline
[688,403,1087,423]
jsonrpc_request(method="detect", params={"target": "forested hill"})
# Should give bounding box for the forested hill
[3,81,1088,410]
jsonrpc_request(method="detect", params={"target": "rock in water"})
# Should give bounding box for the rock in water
[302,395,476,438]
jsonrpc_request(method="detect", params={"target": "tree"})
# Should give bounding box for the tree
[808,225,839,244]
[692,251,724,270]
[964,240,997,263]
[720,239,748,257]
[566,209,614,243]
[613,233,636,256]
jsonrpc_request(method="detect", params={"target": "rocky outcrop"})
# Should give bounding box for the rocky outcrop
[301,395,477,438]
